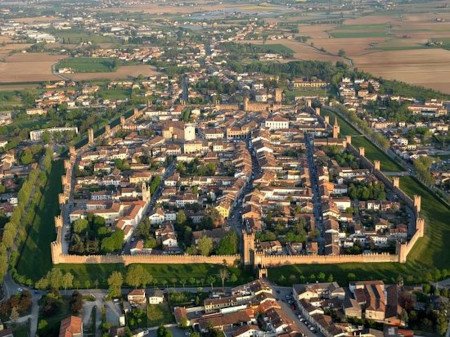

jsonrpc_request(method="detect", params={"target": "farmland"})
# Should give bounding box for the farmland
[330,24,391,39]
[65,65,160,81]
[0,53,63,83]
[352,49,450,94]
[55,57,118,73]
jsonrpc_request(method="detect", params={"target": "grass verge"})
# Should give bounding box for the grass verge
[16,160,63,281]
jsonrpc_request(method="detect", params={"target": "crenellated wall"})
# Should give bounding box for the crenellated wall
[254,252,398,266]
[51,247,240,266]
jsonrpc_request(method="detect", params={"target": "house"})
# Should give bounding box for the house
[265,116,289,130]
[128,289,147,306]
[148,289,165,304]
[149,208,165,225]
[59,316,83,337]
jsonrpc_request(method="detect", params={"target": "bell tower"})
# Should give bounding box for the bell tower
[332,118,340,138]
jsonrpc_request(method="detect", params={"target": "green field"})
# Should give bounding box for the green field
[16,160,63,281]
[330,24,390,38]
[253,43,294,56]
[56,57,118,73]
[285,87,328,100]
[0,91,23,111]
[98,88,131,100]
[270,109,450,286]
[56,263,251,288]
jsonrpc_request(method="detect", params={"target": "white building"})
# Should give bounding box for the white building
[265,116,289,130]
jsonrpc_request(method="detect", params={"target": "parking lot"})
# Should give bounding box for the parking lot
[273,286,321,337]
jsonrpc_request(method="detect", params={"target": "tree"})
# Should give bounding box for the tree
[207,275,216,290]
[101,230,124,253]
[73,219,89,234]
[62,272,74,290]
[108,271,123,298]
[197,236,213,256]
[230,274,238,283]
[338,49,346,57]
[70,291,83,314]
[150,176,161,194]
[126,265,152,288]
[176,210,187,225]
[35,277,49,290]
[20,149,33,165]
[157,325,173,337]
[219,269,229,289]
[135,219,151,240]
[48,268,64,291]
[216,231,238,255]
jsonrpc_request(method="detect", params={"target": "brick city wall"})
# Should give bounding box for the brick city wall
[254,252,399,267]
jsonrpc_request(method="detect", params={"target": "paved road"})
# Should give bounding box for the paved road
[271,285,320,337]
[305,133,324,252]
[227,138,261,239]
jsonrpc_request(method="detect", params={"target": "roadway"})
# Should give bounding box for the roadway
[305,133,324,253]
[227,138,262,240]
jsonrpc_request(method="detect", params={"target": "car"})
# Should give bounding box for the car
[309,327,315,332]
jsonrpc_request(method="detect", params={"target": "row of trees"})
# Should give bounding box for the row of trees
[107,266,238,297]
[0,148,53,284]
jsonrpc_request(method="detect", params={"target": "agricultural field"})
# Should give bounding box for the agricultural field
[330,24,392,39]
[243,39,342,63]
[65,65,160,81]
[0,53,63,83]
[300,12,450,94]
[56,57,118,73]
[352,49,450,94]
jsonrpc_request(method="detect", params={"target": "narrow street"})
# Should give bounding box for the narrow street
[305,133,324,254]
[227,138,262,240]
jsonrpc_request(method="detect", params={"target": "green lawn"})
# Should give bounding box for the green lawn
[98,88,131,100]
[56,57,118,73]
[330,24,391,38]
[270,109,450,286]
[16,160,63,281]
[0,91,22,111]
[399,176,450,269]
[56,263,252,288]
[285,87,328,100]
[147,303,174,327]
